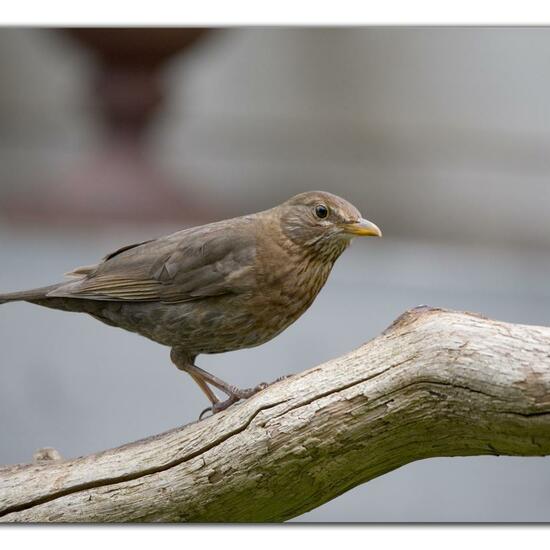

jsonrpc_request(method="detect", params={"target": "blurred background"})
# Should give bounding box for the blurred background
[0,27,549,522]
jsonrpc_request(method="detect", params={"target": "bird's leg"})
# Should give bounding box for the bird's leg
[171,348,221,406]
[185,364,268,401]
[189,371,234,420]
[185,367,267,419]
[197,374,295,418]
[186,364,269,418]
[199,395,239,419]
[188,371,220,406]
[184,368,229,420]
[170,348,267,418]
[189,366,294,418]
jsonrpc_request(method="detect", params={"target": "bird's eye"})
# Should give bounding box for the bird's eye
[314,204,329,219]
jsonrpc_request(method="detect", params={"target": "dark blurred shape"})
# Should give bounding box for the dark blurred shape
[67,28,207,141]
[7,28,214,226]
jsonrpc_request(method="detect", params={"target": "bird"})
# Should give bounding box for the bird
[0,191,381,417]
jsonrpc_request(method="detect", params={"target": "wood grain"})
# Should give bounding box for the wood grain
[1,306,549,522]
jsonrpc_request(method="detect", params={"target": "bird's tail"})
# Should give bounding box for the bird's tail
[0,284,62,305]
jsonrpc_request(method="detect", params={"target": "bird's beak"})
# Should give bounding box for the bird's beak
[342,218,382,237]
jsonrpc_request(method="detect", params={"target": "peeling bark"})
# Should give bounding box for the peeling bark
[1,307,549,522]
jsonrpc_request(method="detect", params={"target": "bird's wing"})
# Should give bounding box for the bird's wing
[48,220,258,303]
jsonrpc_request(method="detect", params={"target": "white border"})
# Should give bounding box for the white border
[2,0,550,26]
[0,0,547,542]
[0,525,545,550]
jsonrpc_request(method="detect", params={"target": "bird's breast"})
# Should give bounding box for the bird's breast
[249,252,335,336]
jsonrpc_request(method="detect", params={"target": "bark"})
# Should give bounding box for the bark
[1,306,549,522]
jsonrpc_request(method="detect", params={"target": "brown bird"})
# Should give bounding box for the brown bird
[0,191,381,416]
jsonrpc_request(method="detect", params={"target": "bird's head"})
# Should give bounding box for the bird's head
[276,190,382,258]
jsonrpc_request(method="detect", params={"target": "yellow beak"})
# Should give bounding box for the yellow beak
[342,218,382,237]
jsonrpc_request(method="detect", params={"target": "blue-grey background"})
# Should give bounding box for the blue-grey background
[0,28,549,521]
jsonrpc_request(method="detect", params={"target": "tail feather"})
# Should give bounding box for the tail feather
[0,284,63,305]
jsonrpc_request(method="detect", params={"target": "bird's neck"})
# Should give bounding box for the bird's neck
[303,234,351,264]
[270,225,349,300]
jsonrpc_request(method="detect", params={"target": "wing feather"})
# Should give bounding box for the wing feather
[48,218,257,303]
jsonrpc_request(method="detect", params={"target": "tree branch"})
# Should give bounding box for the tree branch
[1,306,549,522]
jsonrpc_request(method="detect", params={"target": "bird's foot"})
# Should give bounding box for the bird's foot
[252,374,294,390]
[197,376,295,419]
[231,382,269,399]
[197,382,270,419]
[199,395,238,419]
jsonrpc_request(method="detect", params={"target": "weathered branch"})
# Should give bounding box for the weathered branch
[1,306,549,522]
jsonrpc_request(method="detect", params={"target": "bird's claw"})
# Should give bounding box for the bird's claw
[197,382,273,420]
[198,394,240,419]
[197,376,295,420]
[235,382,268,399]
[198,406,213,420]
